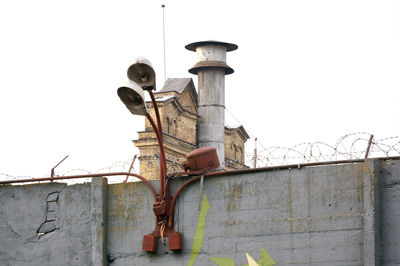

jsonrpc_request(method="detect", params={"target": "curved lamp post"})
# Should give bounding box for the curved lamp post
[117,58,180,252]
[117,57,220,253]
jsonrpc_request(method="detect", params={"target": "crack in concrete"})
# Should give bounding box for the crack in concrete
[1,218,21,239]
[108,249,193,263]
[108,252,147,263]
[36,186,65,238]
[384,181,400,188]
[0,190,21,240]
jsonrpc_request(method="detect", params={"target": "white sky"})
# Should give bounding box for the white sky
[0,0,399,178]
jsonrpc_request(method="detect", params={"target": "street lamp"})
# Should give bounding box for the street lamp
[126,57,156,90]
[117,80,148,116]
[117,57,177,252]
[117,59,167,188]
[117,57,220,253]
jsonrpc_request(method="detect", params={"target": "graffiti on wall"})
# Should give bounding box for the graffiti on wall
[188,194,210,266]
[188,195,276,266]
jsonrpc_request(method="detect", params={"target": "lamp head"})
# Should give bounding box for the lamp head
[117,80,148,116]
[127,57,156,91]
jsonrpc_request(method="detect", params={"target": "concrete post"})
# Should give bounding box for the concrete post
[91,177,108,266]
[186,41,237,167]
[362,159,382,265]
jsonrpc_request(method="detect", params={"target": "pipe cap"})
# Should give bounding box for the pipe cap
[188,61,234,75]
[185,40,238,52]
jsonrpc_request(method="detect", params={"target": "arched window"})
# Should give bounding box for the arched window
[148,161,153,179]
[173,120,178,136]
[165,117,170,134]
[239,147,243,163]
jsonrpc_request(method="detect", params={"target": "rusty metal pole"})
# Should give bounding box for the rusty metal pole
[145,112,166,196]
[147,90,167,198]
[123,155,137,183]
[365,134,374,159]
[51,155,69,178]
[0,172,158,201]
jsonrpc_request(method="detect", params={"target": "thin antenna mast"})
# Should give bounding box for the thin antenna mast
[253,138,257,168]
[162,4,166,82]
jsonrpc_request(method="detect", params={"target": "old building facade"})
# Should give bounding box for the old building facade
[133,78,249,180]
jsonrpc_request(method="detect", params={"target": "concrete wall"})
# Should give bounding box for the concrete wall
[0,158,399,265]
[0,182,92,266]
[380,159,400,265]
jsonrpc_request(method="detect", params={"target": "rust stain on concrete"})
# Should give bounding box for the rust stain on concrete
[227,183,242,211]
[288,175,293,233]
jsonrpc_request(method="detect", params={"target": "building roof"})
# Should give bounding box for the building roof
[155,78,198,113]
[158,78,193,94]
[153,95,175,102]
[225,125,250,141]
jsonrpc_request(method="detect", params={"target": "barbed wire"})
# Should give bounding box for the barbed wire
[2,133,399,183]
[246,132,400,167]
[0,173,36,182]
[58,160,141,184]
[0,159,140,184]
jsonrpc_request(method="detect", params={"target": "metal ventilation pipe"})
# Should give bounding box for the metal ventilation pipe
[186,40,237,166]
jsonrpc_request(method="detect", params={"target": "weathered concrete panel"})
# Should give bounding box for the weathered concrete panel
[177,163,366,266]
[107,181,158,264]
[380,159,400,265]
[0,182,92,266]
[91,177,108,266]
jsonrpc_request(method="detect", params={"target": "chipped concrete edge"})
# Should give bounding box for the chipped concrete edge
[91,177,108,266]
[362,159,382,266]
